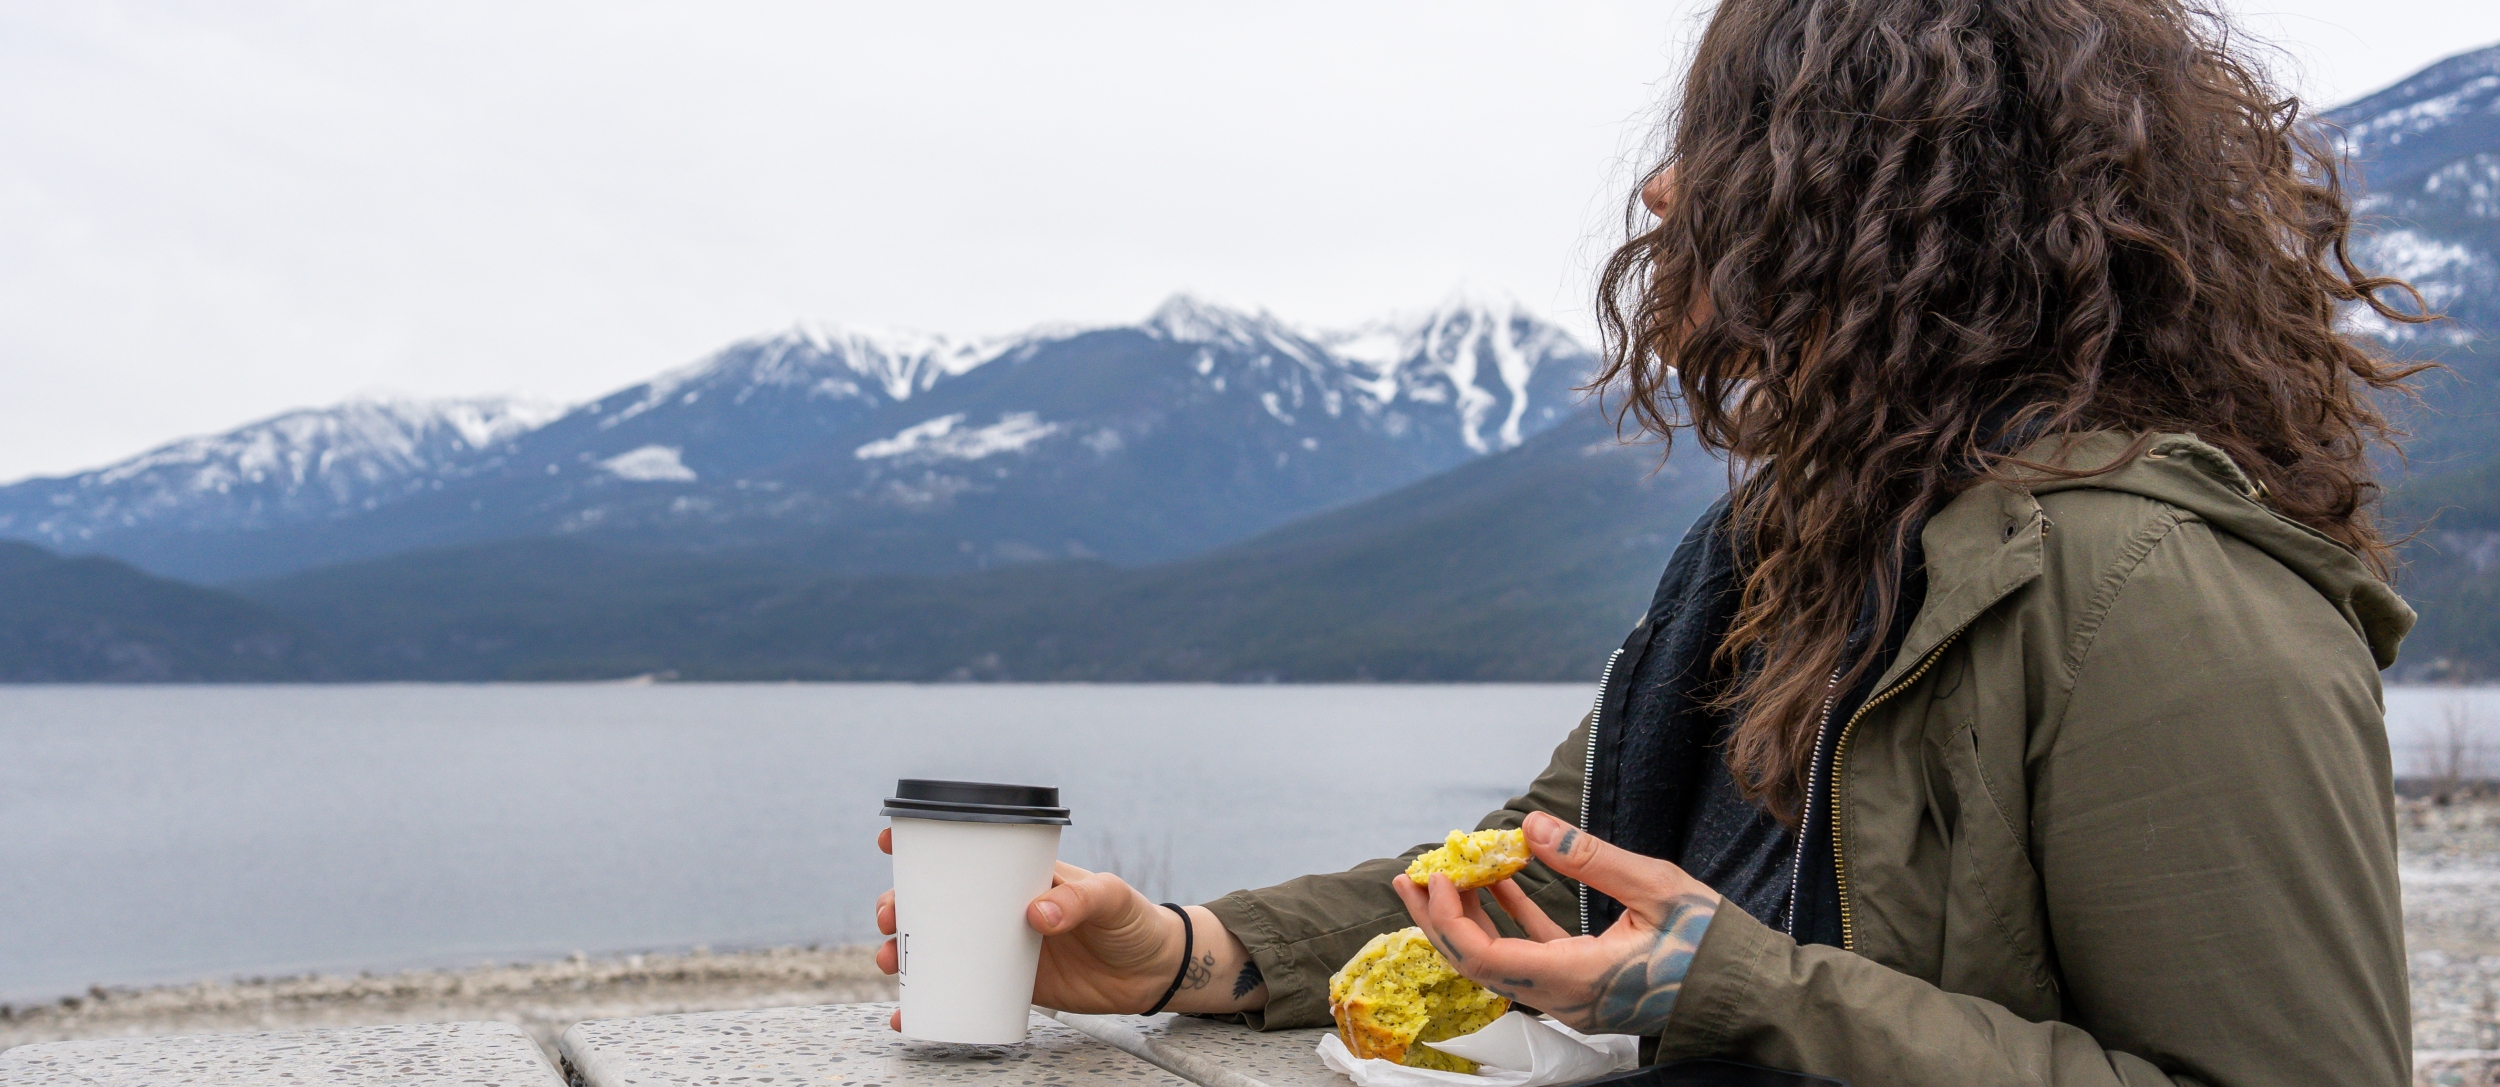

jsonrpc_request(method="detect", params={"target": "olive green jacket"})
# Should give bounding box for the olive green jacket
[1203,433,2414,1087]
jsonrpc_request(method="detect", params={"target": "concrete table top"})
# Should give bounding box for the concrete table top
[556,1002,1194,1087]
[0,1020,565,1086]
[1047,1012,1339,1087]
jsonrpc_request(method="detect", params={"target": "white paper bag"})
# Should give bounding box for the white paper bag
[1315,1012,1640,1087]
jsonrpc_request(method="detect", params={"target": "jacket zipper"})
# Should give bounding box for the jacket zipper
[1576,647,1624,936]
[1822,512,2041,945]
[1781,672,1842,936]
[1828,629,1963,951]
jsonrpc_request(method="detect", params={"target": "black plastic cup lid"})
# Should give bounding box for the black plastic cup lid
[882,779,1072,825]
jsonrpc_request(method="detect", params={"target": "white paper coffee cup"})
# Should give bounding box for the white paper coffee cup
[883,779,1070,1045]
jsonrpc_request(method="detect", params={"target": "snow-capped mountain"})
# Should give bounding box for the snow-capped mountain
[0,398,558,545]
[0,295,1596,581]
[447,292,1595,576]
[1322,292,1588,454]
[483,320,1038,493]
[2328,42,2500,340]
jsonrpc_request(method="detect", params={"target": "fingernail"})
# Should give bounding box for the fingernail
[1524,813,1561,848]
[1034,901,1063,928]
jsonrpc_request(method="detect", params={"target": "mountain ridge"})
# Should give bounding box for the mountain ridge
[0,293,1594,582]
[0,398,560,556]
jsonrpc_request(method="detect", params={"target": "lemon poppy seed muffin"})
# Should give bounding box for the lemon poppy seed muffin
[1405,828,1532,890]
[1328,927,1510,1073]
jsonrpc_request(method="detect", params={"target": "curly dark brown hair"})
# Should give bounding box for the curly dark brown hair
[1593,0,2432,823]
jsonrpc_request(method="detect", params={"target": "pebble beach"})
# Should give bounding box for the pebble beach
[2401,794,2500,1084]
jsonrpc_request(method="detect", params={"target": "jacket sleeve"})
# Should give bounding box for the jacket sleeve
[1199,713,1591,1030]
[1657,512,2411,1086]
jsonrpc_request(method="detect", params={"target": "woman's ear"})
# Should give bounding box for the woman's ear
[1642,165,1678,219]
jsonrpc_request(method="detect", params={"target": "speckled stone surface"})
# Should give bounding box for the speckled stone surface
[0,1020,564,1086]
[1049,1011,1339,1087]
[558,1002,1192,1087]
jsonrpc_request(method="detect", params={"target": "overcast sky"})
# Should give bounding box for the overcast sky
[5,1,2496,482]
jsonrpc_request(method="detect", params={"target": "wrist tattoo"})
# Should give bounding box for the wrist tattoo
[1231,960,1264,1000]
[1556,892,1716,1036]
[1180,950,1216,990]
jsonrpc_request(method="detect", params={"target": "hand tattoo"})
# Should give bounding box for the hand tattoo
[1556,829,1581,855]
[1181,950,1215,990]
[1551,892,1716,1036]
[1231,960,1264,1000]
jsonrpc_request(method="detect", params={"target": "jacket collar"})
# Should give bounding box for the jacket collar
[1877,477,2046,693]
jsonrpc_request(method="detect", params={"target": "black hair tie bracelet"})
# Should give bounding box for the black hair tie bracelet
[1141,903,1193,1015]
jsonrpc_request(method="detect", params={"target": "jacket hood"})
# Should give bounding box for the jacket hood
[2014,432,2414,669]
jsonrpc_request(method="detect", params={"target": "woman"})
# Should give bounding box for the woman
[876,0,2431,1081]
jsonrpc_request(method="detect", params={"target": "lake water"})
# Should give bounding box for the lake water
[4,682,2495,1004]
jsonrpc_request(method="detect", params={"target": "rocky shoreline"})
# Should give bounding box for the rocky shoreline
[6,798,2496,1081]
[2401,793,2500,1087]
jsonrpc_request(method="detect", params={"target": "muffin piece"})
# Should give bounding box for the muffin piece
[1328,927,1511,1073]
[1405,829,1532,890]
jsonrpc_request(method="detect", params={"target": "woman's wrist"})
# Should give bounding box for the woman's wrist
[1149,905,1265,1015]
[1138,903,1196,1015]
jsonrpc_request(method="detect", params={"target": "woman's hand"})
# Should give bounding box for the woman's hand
[874,828,1266,1030]
[1391,811,1719,1037]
